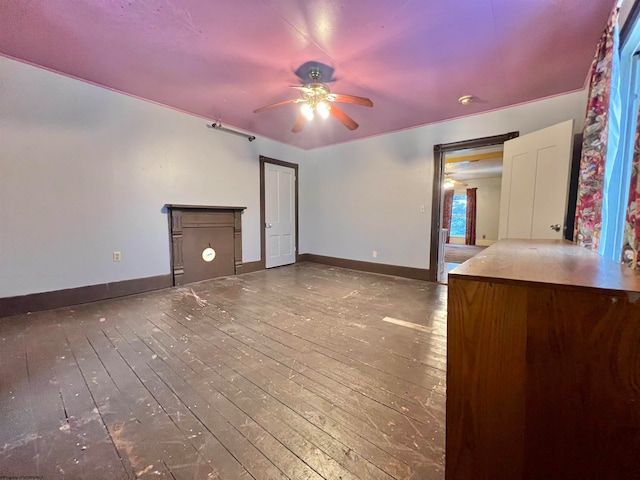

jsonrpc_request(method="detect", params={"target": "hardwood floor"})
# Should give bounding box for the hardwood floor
[0,263,447,479]
[443,244,486,264]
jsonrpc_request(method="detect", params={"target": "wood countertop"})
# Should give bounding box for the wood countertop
[449,239,640,294]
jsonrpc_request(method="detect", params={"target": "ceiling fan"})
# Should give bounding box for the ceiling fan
[253,63,373,133]
[444,175,468,189]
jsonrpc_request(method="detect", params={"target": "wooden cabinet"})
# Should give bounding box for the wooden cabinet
[446,239,640,480]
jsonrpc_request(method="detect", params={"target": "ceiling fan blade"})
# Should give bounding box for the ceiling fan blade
[254,98,299,113]
[330,93,373,107]
[330,104,359,130]
[291,113,306,133]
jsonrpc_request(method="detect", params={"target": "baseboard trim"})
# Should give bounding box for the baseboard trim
[243,254,309,273]
[0,274,173,319]
[242,261,265,274]
[299,254,431,281]
[0,256,430,318]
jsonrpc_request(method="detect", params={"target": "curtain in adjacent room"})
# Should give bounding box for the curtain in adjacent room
[622,108,640,270]
[574,9,618,252]
[465,188,477,246]
[443,189,454,243]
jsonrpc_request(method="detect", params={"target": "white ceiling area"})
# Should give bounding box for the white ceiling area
[445,145,504,182]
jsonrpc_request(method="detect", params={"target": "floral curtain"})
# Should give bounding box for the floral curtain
[622,108,640,269]
[443,189,454,243]
[574,10,618,251]
[465,188,477,246]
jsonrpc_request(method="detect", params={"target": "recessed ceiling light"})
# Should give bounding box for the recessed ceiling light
[458,95,474,105]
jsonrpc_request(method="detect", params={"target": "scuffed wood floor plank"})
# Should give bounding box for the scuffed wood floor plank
[0,263,447,479]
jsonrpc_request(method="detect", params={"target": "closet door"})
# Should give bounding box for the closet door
[499,120,574,239]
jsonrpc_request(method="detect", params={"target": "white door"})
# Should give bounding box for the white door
[265,163,296,268]
[498,119,574,239]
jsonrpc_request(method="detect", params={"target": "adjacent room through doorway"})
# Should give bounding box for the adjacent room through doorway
[431,133,518,283]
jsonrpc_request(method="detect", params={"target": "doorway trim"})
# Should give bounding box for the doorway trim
[430,131,519,282]
[260,155,299,270]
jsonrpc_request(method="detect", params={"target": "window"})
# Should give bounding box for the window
[600,4,639,260]
[450,193,467,237]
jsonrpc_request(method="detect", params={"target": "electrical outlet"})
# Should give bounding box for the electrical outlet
[372,250,378,259]
[113,251,121,262]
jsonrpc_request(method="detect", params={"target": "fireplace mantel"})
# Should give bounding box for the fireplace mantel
[166,205,246,285]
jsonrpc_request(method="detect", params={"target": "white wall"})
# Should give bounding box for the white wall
[299,90,588,269]
[0,55,589,298]
[0,57,306,297]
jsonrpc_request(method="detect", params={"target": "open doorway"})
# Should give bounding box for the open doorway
[442,145,504,271]
[430,132,518,283]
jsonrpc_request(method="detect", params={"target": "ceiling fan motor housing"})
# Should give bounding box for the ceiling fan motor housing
[301,83,331,106]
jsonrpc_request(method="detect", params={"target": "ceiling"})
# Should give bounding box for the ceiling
[0,0,614,150]
[445,146,504,182]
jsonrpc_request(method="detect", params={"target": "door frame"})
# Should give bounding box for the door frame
[260,155,299,269]
[430,131,519,282]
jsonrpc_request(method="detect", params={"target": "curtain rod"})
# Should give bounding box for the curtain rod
[208,122,256,142]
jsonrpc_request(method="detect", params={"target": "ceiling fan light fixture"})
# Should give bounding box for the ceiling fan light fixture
[443,178,455,189]
[316,101,331,119]
[254,62,373,132]
[301,103,315,121]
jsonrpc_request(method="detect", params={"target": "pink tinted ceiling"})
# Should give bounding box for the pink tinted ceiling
[0,0,615,150]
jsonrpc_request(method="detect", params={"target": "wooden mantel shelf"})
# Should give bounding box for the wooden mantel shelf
[446,239,640,480]
[165,204,246,211]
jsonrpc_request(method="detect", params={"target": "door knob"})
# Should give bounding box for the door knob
[266,223,272,228]
[550,224,561,232]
